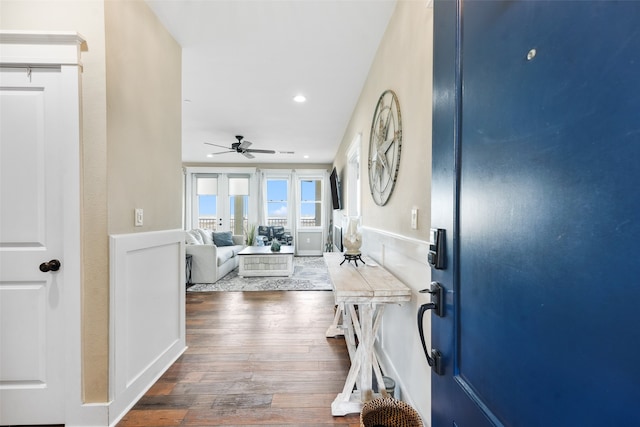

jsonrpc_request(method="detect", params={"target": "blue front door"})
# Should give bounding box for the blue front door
[431,1,640,425]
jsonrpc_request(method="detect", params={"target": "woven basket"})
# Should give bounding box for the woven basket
[360,398,423,427]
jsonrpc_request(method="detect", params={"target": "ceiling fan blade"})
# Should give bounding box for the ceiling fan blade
[210,150,234,155]
[242,152,255,159]
[245,149,276,154]
[204,142,230,149]
[238,140,252,150]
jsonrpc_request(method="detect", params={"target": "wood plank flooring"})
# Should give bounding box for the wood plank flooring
[117,291,361,427]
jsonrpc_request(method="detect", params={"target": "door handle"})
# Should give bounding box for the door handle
[418,281,444,375]
[39,259,61,272]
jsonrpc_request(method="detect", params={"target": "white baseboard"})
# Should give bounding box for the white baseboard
[65,403,109,427]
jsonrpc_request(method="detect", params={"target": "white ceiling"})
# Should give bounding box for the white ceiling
[145,0,396,165]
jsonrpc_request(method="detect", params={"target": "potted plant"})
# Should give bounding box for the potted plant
[244,223,257,246]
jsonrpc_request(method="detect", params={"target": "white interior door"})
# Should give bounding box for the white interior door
[0,66,70,425]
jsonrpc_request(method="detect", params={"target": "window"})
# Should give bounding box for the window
[195,175,218,229]
[266,179,289,227]
[228,176,249,235]
[299,178,323,227]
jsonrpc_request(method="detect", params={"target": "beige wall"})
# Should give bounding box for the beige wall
[332,1,434,417]
[105,0,182,234]
[1,0,182,403]
[334,0,433,241]
[1,0,110,403]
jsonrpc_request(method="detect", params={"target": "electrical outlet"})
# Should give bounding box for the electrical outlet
[411,208,418,230]
[135,208,143,227]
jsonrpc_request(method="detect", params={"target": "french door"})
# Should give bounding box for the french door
[191,173,250,235]
[296,174,325,255]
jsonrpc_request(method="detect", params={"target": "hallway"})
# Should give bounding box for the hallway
[117,290,360,426]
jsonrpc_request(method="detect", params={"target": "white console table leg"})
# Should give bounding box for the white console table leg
[331,303,387,416]
[326,302,344,338]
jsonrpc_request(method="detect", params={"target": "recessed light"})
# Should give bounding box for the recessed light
[303,155,309,159]
[293,94,306,103]
[207,153,214,158]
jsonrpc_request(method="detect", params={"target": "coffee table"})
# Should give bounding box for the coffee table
[237,245,295,277]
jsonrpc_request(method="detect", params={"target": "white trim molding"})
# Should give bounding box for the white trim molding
[108,230,187,426]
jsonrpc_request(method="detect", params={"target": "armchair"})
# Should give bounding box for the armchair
[257,225,293,246]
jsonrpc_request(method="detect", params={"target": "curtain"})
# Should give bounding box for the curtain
[289,170,298,255]
[256,169,266,226]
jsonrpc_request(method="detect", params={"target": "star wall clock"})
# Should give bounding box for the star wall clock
[368,89,402,206]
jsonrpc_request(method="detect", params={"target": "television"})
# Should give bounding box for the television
[329,167,342,210]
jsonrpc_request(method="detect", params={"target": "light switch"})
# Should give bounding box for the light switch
[135,208,144,227]
[411,208,418,230]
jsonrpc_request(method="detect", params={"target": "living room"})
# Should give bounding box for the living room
[1,0,433,425]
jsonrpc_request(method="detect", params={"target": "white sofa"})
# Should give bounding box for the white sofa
[185,229,245,284]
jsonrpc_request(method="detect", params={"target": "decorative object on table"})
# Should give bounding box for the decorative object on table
[270,237,281,252]
[244,223,257,246]
[368,89,402,206]
[341,216,364,266]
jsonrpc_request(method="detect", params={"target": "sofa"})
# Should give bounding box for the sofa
[185,229,245,283]
[256,225,293,246]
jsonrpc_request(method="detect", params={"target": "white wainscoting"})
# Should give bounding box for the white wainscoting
[108,230,186,425]
[296,230,324,255]
[361,227,433,423]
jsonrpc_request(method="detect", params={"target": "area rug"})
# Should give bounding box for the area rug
[187,256,332,292]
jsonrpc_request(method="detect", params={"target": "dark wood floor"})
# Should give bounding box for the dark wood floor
[117,291,361,427]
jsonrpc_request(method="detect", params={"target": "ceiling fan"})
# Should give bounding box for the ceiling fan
[205,135,276,159]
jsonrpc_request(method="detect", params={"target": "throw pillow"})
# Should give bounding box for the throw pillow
[186,229,203,245]
[213,231,234,247]
[197,228,214,245]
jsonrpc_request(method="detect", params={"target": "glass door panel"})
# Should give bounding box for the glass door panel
[195,175,218,230]
[266,179,289,227]
[299,179,322,228]
[227,176,250,235]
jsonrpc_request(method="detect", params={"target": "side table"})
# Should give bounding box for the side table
[185,254,193,285]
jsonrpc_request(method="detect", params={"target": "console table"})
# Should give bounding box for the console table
[323,252,411,416]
